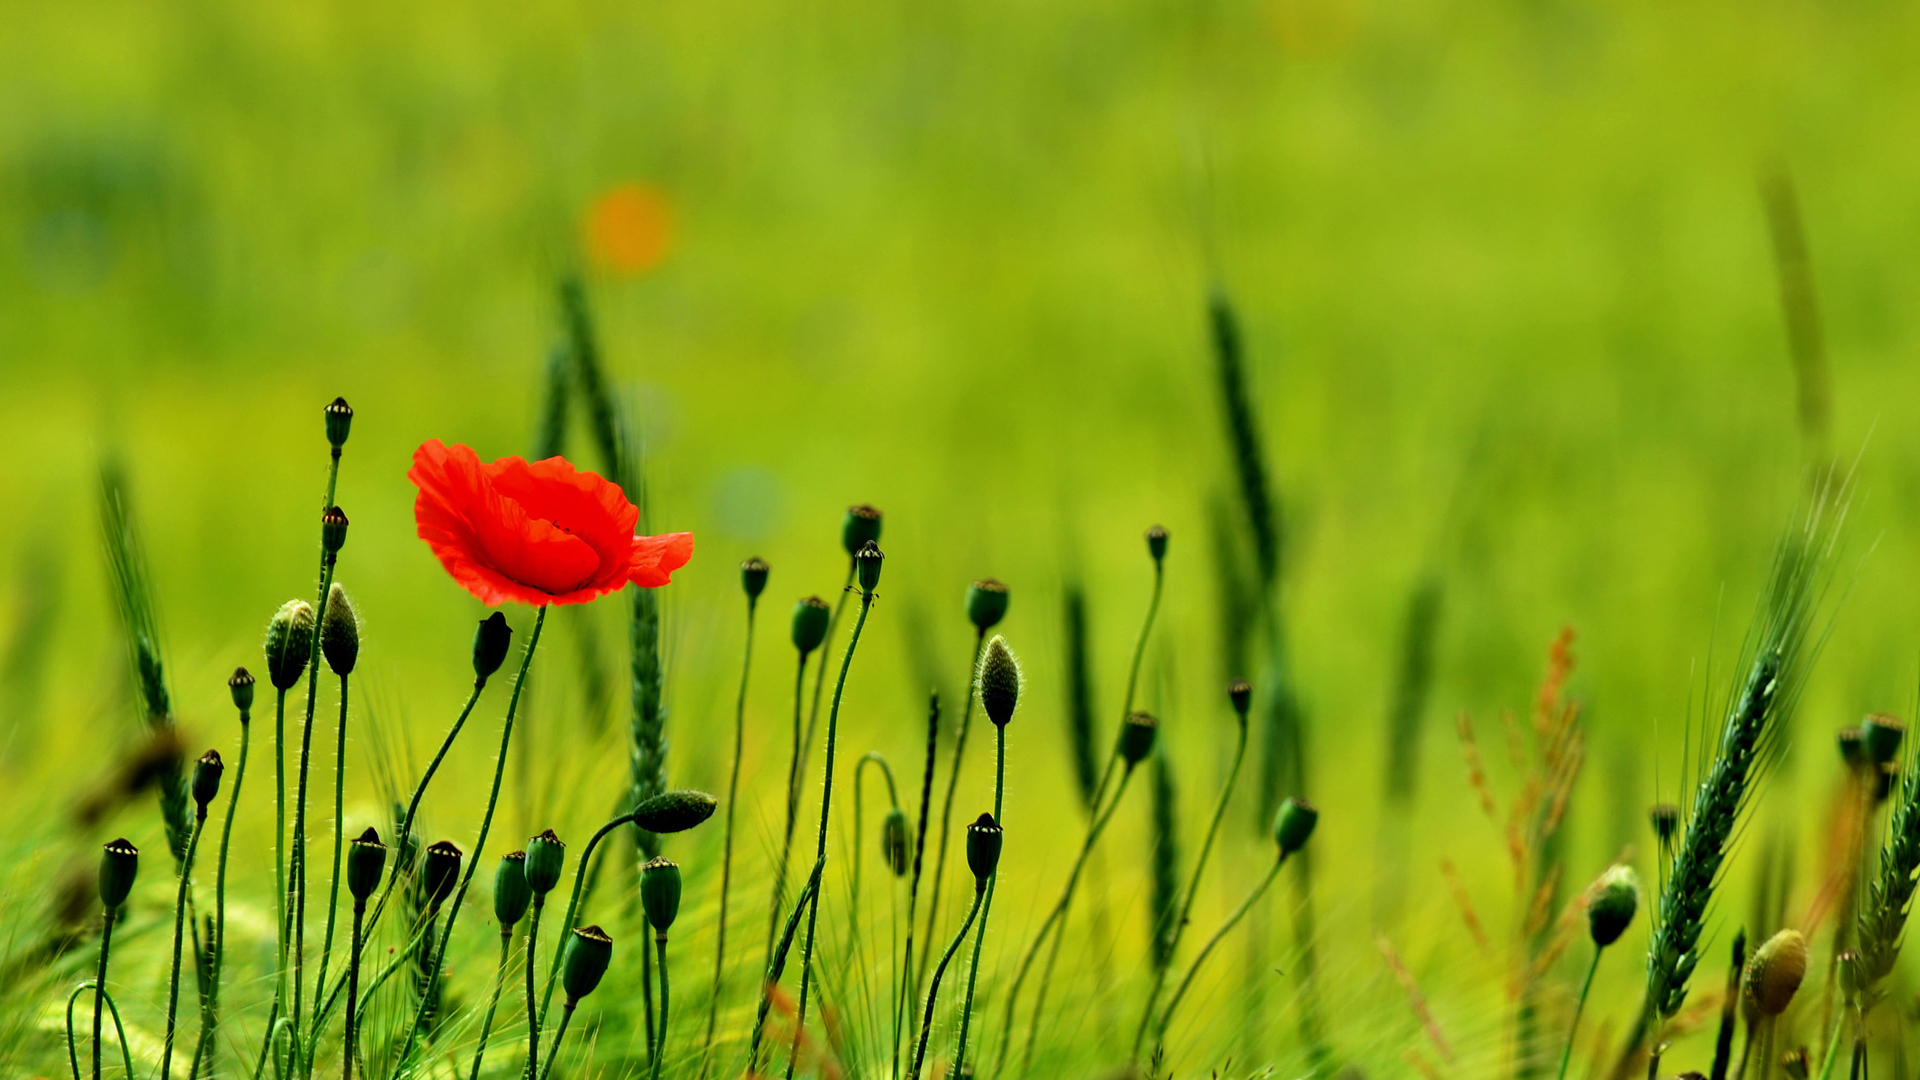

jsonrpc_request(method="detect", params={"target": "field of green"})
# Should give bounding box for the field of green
[5,0,1920,1077]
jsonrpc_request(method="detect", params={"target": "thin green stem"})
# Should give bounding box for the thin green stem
[1155,853,1288,1049]
[291,554,339,1043]
[652,936,671,1080]
[952,723,1006,1078]
[854,752,900,942]
[1556,946,1604,1080]
[767,653,810,971]
[273,688,288,1024]
[538,1005,576,1080]
[162,819,207,1080]
[909,888,985,1080]
[749,865,822,1073]
[1089,560,1163,816]
[918,630,985,993]
[342,903,365,1080]
[799,565,855,787]
[538,809,641,1026]
[68,982,132,1080]
[93,909,117,1080]
[311,674,351,1040]
[202,711,250,1080]
[466,933,514,1080]
[898,693,939,1080]
[704,598,758,1069]
[525,904,546,1080]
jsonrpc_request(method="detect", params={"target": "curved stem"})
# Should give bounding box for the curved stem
[798,565,855,790]
[909,888,986,1080]
[1155,853,1287,1048]
[704,598,757,1069]
[162,819,207,1080]
[1556,945,1604,1080]
[538,1004,576,1080]
[748,865,822,1073]
[854,752,900,943]
[767,653,810,972]
[203,712,250,1080]
[952,723,1007,1077]
[1088,560,1163,818]
[312,674,351,1039]
[525,903,546,1080]
[538,808,641,1026]
[918,630,986,993]
[93,909,116,1080]
[68,982,133,1080]
[652,936,671,1080]
[291,554,339,1040]
[467,933,514,1080]
[898,693,939,1080]
[342,904,365,1080]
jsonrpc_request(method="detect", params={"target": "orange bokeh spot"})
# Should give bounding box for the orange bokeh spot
[584,183,673,275]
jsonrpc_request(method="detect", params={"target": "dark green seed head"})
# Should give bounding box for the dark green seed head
[966,579,1010,632]
[741,557,770,602]
[524,829,565,896]
[1227,679,1252,722]
[99,838,138,909]
[1587,865,1639,947]
[1782,1048,1811,1080]
[1272,796,1318,856]
[494,851,531,928]
[192,750,223,815]
[977,636,1021,727]
[792,597,831,656]
[264,599,315,691]
[324,397,353,449]
[966,812,1002,886]
[347,828,387,902]
[321,583,359,676]
[1648,804,1680,845]
[472,612,513,681]
[882,808,910,876]
[562,925,615,1001]
[1145,524,1169,563]
[641,857,682,934]
[842,504,883,556]
[1839,726,1868,770]
[1119,711,1158,767]
[321,505,349,557]
[422,841,462,908]
[1862,713,1905,766]
[855,540,884,593]
[228,667,256,714]
[631,790,718,834]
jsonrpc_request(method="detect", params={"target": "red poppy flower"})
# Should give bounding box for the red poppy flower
[409,440,693,607]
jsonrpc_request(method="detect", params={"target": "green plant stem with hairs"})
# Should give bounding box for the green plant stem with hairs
[952,722,1007,1078]
[525,901,548,1080]
[67,982,133,1080]
[93,904,118,1080]
[918,627,985,992]
[1155,849,1294,1049]
[272,686,289,1035]
[898,692,939,1079]
[342,897,368,1080]
[466,933,513,1080]
[197,703,250,1080]
[160,816,208,1080]
[785,587,876,1080]
[310,673,351,1042]
[799,565,855,801]
[539,1001,581,1080]
[909,887,985,1080]
[705,591,760,1067]
[749,865,821,1072]
[767,652,811,972]
[1554,944,1604,1080]
[853,751,899,941]
[652,934,671,1080]
[539,809,641,1025]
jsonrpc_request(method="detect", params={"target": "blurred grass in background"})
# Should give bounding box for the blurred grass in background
[4,0,1920,1073]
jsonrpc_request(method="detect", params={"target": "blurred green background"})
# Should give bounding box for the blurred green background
[5,0,1920,1074]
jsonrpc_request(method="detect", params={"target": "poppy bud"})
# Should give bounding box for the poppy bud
[1648,804,1680,846]
[966,579,1010,632]
[322,583,359,676]
[1782,1048,1811,1080]
[1742,929,1809,1024]
[1271,797,1318,856]
[423,841,462,908]
[641,857,682,935]
[631,790,718,834]
[1227,679,1252,723]
[966,813,1002,885]
[1862,713,1905,766]
[1839,726,1868,770]
[525,829,565,897]
[99,838,139,909]
[842,504,883,557]
[494,851,531,929]
[741,558,769,603]
[1145,525,1169,563]
[562,925,615,1002]
[347,828,387,902]
[792,597,831,657]
[321,506,349,557]
[976,636,1021,728]
[473,612,512,681]
[855,541,884,593]
[265,600,316,691]
[882,808,910,876]
[229,667,256,714]
[192,750,224,817]
[1119,711,1157,767]
[1586,865,1639,947]
[325,397,354,450]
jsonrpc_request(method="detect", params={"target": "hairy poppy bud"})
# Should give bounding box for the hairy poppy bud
[347,828,387,902]
[1227,679,1252,722]
[473,612,512,681]
[1586,865,1639,947]
[966,813,1002,885]
[1742,929,1809,1024]
[325,397,354,450]
[842,504,883,557]
[192,750,224,817]
[1145,525,1169,563]
[966,579,1010,632]
[524,830,565,897]
[99,838,139,909]
[741,558,769,603]
[1119,711,1157,767]
[855,541,884,593]
[978,636,1020,728]
[229,667,256,714]
[562,925,615,1002]
[1839,726,1868,770]
[1648,804,1680,846]
[321,506,349,557]
[423,841,462,908]
[494,851,531,929]
[1862,713,1905,766]
[882,808,911,877]
[641,857,682,936]
[792,597,831,656]
[322,583,359,676]
[632,790,718,834]
[1271,797,1318,856]
[265,600,316,691]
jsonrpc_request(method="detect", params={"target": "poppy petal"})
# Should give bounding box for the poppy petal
[628,531,695,588]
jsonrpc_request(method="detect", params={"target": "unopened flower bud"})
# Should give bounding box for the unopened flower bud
[99,838,139,909]
[347,828,387,902]
[1862,713,1905,766]
[473,612,512,682]
[966,579,1010,632]
[641,857,682,935]
[1119,711,1158,767]
[265,600,316,691]
[229,668,256,714]
[1586,865,1639,947]
[562,925,615,1002]
[494,852,531,929]
[1227,679,1252,723]
[842,504,883,557]
[966,813,1002,886]
[322,583,359,676]
[741,558,769,603]
[192,750,224,816]
[1742,929,1809,1024]
[1648,804,1680,846]
[1145,525,1169,563]
[1839,726,1868,770]
[324,397,354,450]
[423,841,462,908]
[855,541,884,593]
[524,829,565,897]
[977,636,1021,728]
[321,505,349,557]
[792,597,831,657]
[1781,1048,1811,1080]
[882,808,910,877]
[1272,797,1318,856]
[632,790,719,834]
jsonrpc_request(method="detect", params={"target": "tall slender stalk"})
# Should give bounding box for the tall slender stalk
[918,628,985,990]
[311,672,351,1034]
[1555,946,1603,1080]
[1156,850,1293,1045]
[853,752,899,941]
[952,722,1008,1077]
[161,819,208,1080]
[290,547,340,1042]
[93,905,118,1080]
[198,675,253,1080]
[898,692,939,1079]
[652,936,671,1080]
[67,982,133,1080]
[342,901,367,1080]
[909,889,985,1080]
[705,565,763,1069]
[467,934,514,1080]
[767,652,812,968]
[525,902,547,1080]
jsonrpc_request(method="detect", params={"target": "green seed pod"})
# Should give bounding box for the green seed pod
[192,750,224,816]
[792,597,831,657]
[1227,679,1252,723]
[966,579,1010,632]
[1742,929,1809,1024]
[321,583,359,676]
[641,857,682,935]
[977,635,1021,728]
[1119,711,1158,767]
[1271,797,1318,856]
[842,504,883,557]
[473,612,513,681]
[562,924,615,1002]
[494,851,531,929]
[741,557,770,603]
[228,667,256,714]
[1145,525,1169,563]
[1586,865,1640,947]
[99,838,139,909]
[347,828,387,902]
[321,505,349,557]
[422,840,462,908]
[965,813,1002,885]
[1782,1048,1811,1080]
[1862,713,1905,766]
[264,600,316,691]
[632,790,719,834]
[524,829,565,896]
[1647,804,1680,846]
[855,541,884,593]
[1838,726,1868,770]
[324,396,354,450]
[881,808,910,877]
